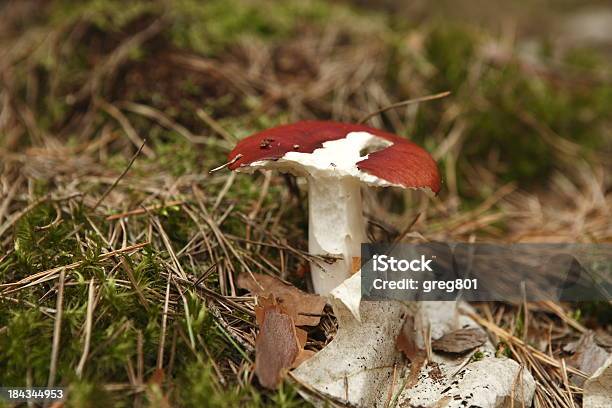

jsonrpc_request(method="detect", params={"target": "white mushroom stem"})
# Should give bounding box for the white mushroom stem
[308,176,366,295]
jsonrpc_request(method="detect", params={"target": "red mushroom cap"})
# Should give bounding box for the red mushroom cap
[227,121,441,194]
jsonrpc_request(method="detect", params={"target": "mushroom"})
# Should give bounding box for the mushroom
[225,121,440,295]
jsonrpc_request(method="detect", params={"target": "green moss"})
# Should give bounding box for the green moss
[173,360,307,407]
[564,47,606,71]
[147,132,200,177]
[168,0,331,55]
[0,308,53,386]
[66,381,115,408]
[405,23,612,193]
[471,350,485,362]
[174,361,239,407]
[0,218,254,404]
[0,192,252,405]
[495,341,512,359]
[13,203,88,273]
[425,24,478,91]
[49,0,158,31]
[266,383,310,408]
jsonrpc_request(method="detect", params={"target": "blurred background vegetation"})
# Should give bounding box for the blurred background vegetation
[0,0,610,406]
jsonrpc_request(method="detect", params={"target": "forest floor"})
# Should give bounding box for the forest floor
[0,0,610,407]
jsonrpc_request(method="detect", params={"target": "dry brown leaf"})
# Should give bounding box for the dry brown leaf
[145,368,171,408]
[292,349,316,368]
[148,368,165,385]
[238,273,326,326]
[396,315,427,388]
[254,297,303,389]
[431,327,487,354]
[254,295,276,325]
[292,323,314,368]
[295,262,309,279]
[396,315,425,362]
[295,326,307,349]
[254,296,307,348]
[351,257,361,275]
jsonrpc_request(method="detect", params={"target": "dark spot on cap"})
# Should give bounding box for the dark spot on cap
[260,138,274,149]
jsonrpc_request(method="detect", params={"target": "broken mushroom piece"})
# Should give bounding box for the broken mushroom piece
[226,121,441,294]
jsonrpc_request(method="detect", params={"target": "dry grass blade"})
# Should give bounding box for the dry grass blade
[106,200,184,221]
[209,154,242,173]
[98,100,154,157]
[0,174,22,222]
[540,301,587,333]
[92,138,148,211]
[121,257,150,312]
[196,108,236,143]
[466,310,588,378]
[358,91,451,124]
[76,16,168,102]
[76,279,96,378]
[120,101,207,144]
[0,242,149,293]
[157,267,172,370]
[0,192,82,239]
[48,269,66,389]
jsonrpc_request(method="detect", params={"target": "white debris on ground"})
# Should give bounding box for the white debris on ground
[398,357,535,408]
[584,355,612,408]
[292,273,535,408]
[328,269,363,321]
[292,294,406,407]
